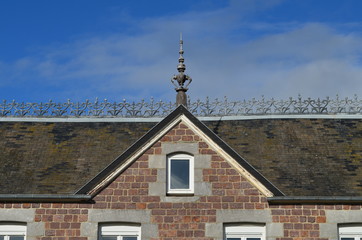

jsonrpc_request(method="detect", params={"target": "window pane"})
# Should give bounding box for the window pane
[0,236,4,240]
[101,236,117,240]
[123,237,137,240]
[226,238,241,240]
[9,236,24,240]
[170,159,189,189]
[247,238,261,240]
[341,238,354,240]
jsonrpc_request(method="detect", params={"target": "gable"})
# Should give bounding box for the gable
[78,105,283,197]
[91,120,272,212]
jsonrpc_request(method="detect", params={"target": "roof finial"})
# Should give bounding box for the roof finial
[178,33,185,70]
[171,33,192,107]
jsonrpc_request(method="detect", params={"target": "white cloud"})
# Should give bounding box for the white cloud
[1,0,362,102]
[188,23,362,100]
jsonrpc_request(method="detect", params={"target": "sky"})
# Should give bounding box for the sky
[1,0,362,102]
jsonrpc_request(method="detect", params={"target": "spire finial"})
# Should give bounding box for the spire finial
[178,32,185,72]
[171,34,192,107]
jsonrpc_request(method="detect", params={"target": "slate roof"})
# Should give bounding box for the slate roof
[0,121,156,194]
[1,110,362,197]
[204,118,362,196]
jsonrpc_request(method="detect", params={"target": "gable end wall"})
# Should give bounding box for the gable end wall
[90,122,272,239]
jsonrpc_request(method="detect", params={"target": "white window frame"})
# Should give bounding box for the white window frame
[167,153,194,195]
[339,225,362,240]
[224,224,265,240]
[99,224,140,240]
[0,224,26,240]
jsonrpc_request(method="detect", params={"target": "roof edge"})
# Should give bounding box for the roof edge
[0,194,92,203]
[5,114,362,123]
[180,107,285,197]
[268,196,362,204]
[76,105,189,194]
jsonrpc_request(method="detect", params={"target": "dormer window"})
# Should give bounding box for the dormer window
[167,153,194,195]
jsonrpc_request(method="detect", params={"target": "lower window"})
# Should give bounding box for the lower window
[0,224,26,240]
[339,225,362,240]
[99,223,140,240]
[224,223,265,240]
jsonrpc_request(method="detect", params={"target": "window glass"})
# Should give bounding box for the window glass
[170,159,190,189]
[9,237,24,240]
[101,237,117,240]
[123,237,137,240]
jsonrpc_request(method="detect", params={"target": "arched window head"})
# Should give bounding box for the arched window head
[0,223,26,240]
[224,223,265,240]
[339,224,362,240]
[167,153,194,195]
[99,223,141,240]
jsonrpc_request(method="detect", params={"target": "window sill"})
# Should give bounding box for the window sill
[166,192,194,197]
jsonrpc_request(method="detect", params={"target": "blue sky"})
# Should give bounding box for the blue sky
[1,0,362,102]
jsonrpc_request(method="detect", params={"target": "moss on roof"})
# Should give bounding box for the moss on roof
[204,118,362,196]
[0,121,156,194]
[1,117,362,196]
